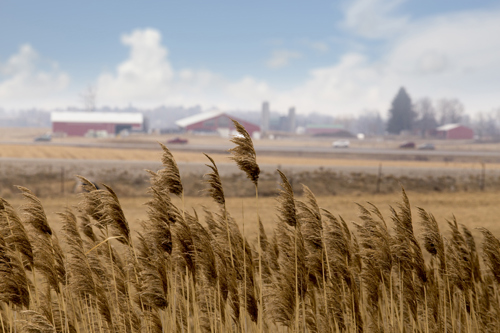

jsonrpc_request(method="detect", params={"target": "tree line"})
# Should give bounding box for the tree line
[386,87,500,138]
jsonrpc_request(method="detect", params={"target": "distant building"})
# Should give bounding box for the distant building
[435,124,474,140]
[305,124,354,137]
[261,102,270,134]
[176,110,260,137]
[51,111,143,136]
[288,107,296,133]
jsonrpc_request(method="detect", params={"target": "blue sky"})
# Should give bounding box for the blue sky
[1,0,500,116]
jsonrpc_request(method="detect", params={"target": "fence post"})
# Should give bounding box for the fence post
[480,161,485,191]
[376,163,382,193]
[61,167,65,195]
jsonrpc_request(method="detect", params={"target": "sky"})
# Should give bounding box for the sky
[1,0,500,116]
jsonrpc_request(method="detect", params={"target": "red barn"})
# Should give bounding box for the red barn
[51,112,143,137]
[436,124,474,140]
[176,111,260,137]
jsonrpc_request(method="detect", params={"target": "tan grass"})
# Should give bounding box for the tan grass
[6,191,500,244]
[1,143,497,172]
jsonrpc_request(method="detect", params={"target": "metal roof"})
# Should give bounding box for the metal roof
[436,123,463,131]
[175,110,225,128]
[51,112,143,124]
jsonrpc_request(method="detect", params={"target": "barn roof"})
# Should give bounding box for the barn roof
[51,112,143,124]
[436,123,465,131]
[175,110,225,128]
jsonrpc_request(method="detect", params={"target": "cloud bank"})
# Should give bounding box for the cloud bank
[1,2,500,116]
[0,44,70,108]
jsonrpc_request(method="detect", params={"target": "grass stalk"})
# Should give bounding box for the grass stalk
[242,200,246,333]
[255,184,263,333]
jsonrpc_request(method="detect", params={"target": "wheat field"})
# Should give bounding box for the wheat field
[2,122,500,332]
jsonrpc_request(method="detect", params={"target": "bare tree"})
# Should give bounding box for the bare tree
[414,97,437,137]
[436,98,464,125]
[354,110,385,136]
[474,110,500,140]
[80,85,97,111]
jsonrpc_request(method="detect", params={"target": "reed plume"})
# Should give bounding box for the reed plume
[462,224,481,282]
[228,119,260,186]
[156,142,183,196]
[203,153,225,206]
[16,187,66,294]
[229,119,263,330]
[60,209,96,297]
[354,203,393,331]
[15,186,52,235]
[322,209,361,332]
[479,228,500,284]
[446,216,474,292]
[0,198,33,268]
[78,214,96,243]
[418,207,446,271]
[296,185,324,287]
[16,310,56,333]
[271,170,307,330]
[135,232,168,310]
[186,212,218,289]
[0,232,30,308]
[78,178,131,246]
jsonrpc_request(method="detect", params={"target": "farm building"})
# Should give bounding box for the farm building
[51,112,144,137]
[175,110,260,137]
[435,124,474,140]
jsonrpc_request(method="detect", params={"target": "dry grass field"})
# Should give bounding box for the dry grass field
[0,143,496,172]
[7,190,500,242]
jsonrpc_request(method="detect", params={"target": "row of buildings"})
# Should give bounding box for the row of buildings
[50,105,474,140]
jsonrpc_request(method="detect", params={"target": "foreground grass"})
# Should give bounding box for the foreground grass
[2,125,500,332]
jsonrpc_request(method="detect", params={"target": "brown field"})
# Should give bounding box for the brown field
[7,190,500,241]
[0,143,495,171]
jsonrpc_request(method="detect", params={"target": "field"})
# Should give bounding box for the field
[2,137,500,199]
[3,126,500,332]
[5,191,500,243]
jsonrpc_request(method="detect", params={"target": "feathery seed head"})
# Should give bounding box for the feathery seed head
[157,142,184,196]
[228,119,260,186]
[15,185,52,236]
[203,153,225,206]
[276,170,297,228]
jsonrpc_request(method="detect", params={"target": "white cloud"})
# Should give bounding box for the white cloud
[0,44,70,108]
[263,8,500,115]
[97,28,272,108]
[97,13,500,116]
[8,7,499,117]
[274,53,383,113]
[341,0,409,39]
[97,28,174,103]
[265,6,500,115]
[382,10,500,108]
[266,49,302,69]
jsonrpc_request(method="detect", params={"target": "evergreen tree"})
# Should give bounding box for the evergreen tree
[387,87,416,134]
